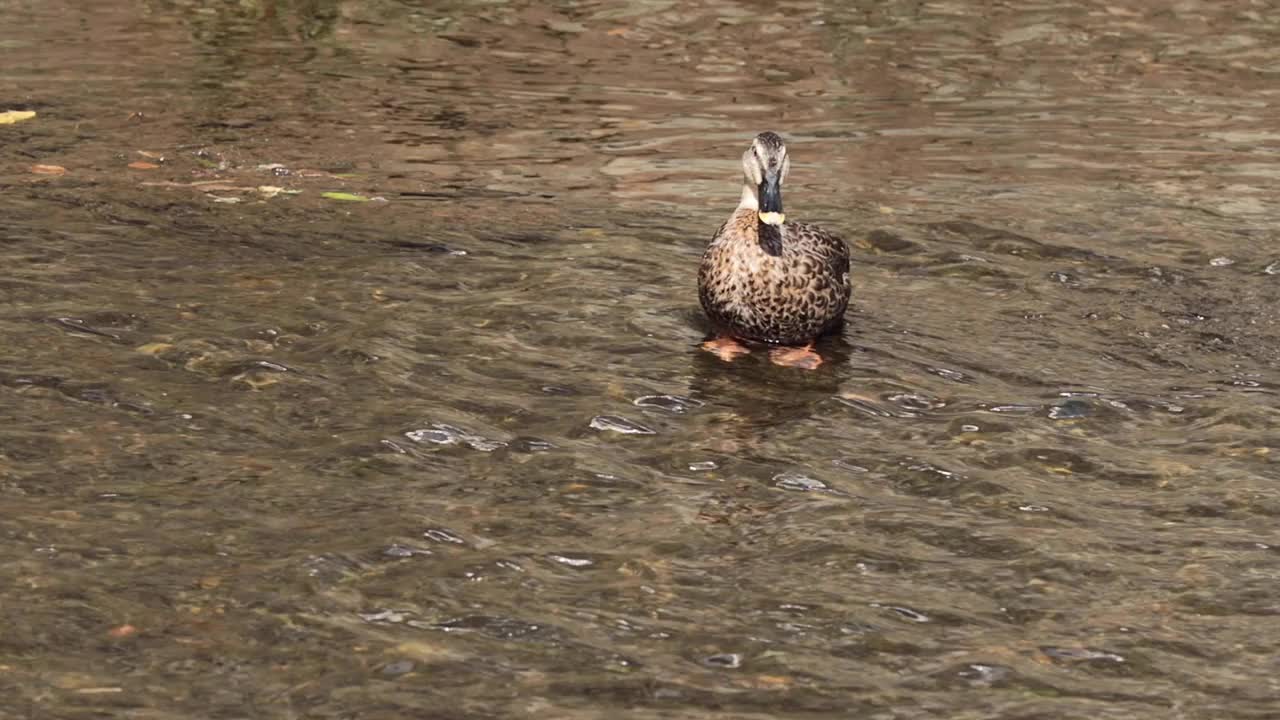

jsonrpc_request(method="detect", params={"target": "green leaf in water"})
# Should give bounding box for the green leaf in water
[321,192,370,202]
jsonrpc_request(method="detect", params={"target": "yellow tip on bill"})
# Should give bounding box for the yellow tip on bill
[758,211,786,226]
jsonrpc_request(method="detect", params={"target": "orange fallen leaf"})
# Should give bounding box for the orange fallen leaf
[108,624,138,638]
[128,161,159,170]
[31,164,66,175]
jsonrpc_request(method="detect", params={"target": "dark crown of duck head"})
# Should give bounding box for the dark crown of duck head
[753,131,786,153]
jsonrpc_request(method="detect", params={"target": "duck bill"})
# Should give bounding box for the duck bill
[757,172,785,226]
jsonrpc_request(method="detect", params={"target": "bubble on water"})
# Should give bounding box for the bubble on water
[887,392,945,411]
[423,528,466,545]
[589,415,655,434]
[549,554,594,568]
[404,424,506,452]
[688,461,718,471]
[360,609,410,624]
[960,424,980,432]
[907,461,955,478]
[774,473,829,492]
[989,404,1038,415]
[1264,260,1280,275]
[1209,256,1234,267]
[1040,646,1125,663]
[634,394,704,413]
[832,458,868,472]
[405,427,459,445]
[871,603,931,623]
[1019,504,1050,512]
[928,366,969,382]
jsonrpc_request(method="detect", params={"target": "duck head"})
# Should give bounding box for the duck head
[741,131,790,226]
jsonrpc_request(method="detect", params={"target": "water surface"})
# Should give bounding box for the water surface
[2,1,1279,718]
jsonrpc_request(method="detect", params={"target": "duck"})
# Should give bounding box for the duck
[697,131,852,369]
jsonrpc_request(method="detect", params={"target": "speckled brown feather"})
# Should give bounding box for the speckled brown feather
[698,209,851,345]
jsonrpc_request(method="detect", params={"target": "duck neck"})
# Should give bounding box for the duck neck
[733,181,782,256]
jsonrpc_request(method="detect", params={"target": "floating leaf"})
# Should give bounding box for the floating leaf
[135,342,174,356]
[128,161,159,170]
[0,110,36,124]
[322,191,370,202]
[30,164,66,175]
[257,185,300,198]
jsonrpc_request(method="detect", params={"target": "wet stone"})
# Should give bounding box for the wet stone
[956,663,1012,686]
[774,473,829,492]
[382,544,419,558]
[701,653,742,669]
[1048,399,1092,419]
[381,660,416,677]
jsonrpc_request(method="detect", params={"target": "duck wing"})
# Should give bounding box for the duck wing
[788,221,851,288]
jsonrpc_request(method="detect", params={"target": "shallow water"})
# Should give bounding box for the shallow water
[2,0,1279,717]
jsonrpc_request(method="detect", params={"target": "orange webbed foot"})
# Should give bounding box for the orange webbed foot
[701,336,751,362]
[769,344,823,370]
